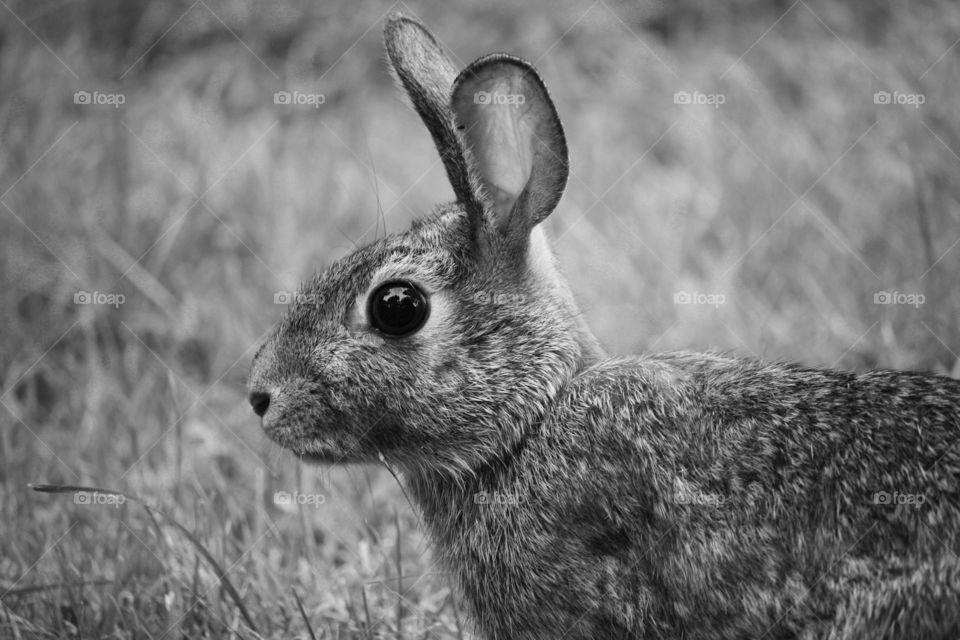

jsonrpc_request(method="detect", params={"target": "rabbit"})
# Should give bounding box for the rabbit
[247,13,960,640]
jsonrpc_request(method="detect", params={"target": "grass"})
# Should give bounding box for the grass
[1,0,959,637]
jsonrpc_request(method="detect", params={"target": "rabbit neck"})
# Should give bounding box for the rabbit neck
[527,225,606,363]
[401,423,548,637]
[402,432,533,543]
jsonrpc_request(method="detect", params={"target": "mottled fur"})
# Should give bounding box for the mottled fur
[248,14,960,640]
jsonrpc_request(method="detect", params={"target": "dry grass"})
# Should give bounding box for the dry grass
[1,0,958,637]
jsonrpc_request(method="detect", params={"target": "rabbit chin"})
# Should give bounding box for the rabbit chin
[265,421,379,465]
[272,434,363,464]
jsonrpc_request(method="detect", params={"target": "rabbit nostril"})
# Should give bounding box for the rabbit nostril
[249,391,271,418]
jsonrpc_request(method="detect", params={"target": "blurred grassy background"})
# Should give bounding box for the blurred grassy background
[1,0,958,637]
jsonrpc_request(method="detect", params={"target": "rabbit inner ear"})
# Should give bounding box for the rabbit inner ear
[451,54,569,240]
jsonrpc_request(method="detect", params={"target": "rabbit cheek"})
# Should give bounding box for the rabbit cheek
[312,342,352,384]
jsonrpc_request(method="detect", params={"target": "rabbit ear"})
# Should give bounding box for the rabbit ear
[450,54,568,245]
[384,15,483,214]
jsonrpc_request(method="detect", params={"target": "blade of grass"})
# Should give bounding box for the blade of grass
[450,593,464,640]
[395,507,403,640]
[291,587,318,640]
[2,601,24,640]
[361,584,372,640]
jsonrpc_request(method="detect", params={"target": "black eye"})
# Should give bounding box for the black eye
[367,280,429,337]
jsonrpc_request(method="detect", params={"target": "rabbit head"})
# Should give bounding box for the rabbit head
[247,15,602,474]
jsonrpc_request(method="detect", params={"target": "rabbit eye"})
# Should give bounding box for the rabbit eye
[367,281,429,337]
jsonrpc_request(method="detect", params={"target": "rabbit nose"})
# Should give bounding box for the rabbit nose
[249,391,271,417]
